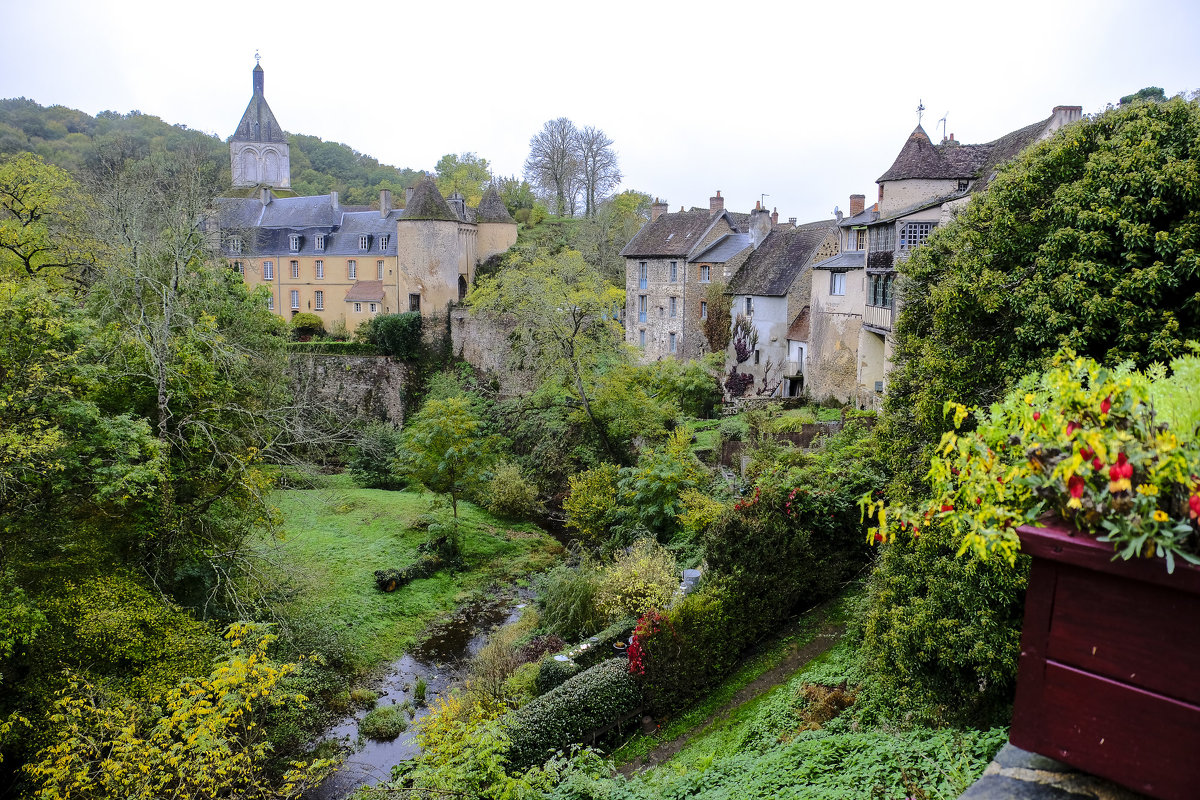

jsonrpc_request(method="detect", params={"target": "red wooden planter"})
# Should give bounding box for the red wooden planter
[1010,520,1200,800]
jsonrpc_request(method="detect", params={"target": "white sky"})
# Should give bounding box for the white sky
[4,0,1199,223]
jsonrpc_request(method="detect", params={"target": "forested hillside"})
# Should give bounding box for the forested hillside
[0,97,424,205]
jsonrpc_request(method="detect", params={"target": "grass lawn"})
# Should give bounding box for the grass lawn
[255,473,562,671]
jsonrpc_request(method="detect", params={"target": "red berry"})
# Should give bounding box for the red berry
[1033,412,1041,421]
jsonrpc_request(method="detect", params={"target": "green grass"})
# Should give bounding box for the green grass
[359,704,408,740]
[255,474,561,671]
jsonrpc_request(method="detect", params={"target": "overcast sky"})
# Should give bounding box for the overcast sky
[4,0,1199,223]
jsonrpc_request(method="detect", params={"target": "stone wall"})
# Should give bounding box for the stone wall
[449,308,537,396]
[289,353,408,424]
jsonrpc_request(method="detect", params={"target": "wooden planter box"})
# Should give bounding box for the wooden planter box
[1010,520,1200,800]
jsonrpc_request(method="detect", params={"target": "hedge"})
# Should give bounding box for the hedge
[504,658,642,770]
[533,656,580,696]
[288,340,379,355]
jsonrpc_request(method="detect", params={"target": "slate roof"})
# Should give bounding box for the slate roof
[232,66,287,143]
[475,186,515,223]
[787,306,810,341]
[214,195,400,257]
[402,177,458,221]
[877,116,1055,184]
[620,209,721,258]
[840,206,879,227]
[691,233,752,263]
[344,280,386,302]
[724,222,836,296]
[812,250,866,271]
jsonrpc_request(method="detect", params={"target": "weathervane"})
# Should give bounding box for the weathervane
[255,50,261,65]
[916,99,925,126]
[938,112,949,141]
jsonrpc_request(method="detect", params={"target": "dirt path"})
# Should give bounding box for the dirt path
[618,605,845,777]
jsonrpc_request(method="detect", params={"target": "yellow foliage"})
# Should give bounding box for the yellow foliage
[594,538,679,620]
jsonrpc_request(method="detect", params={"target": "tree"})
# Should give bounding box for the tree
[524,117,579,216]
[1119,86,1166,105]
[0,153,99,286]
[435,152,491,206]
[495,174,536,218]
[470,248,627,461]
[395,397,494,523]
[574,125,622,218]
[703,280,733,353]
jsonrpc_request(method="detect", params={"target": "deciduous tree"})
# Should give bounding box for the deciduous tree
[524,118,579,217]
[574,125,622,218]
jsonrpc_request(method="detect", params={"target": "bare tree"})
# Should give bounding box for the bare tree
[523,117,579,216]
[573,126,622,218]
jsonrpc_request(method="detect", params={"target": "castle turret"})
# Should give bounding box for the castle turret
[230,59,291,189]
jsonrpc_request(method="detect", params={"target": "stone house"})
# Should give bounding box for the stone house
[723,212,839,397]
[215,63,516,332]
[805,106,1083,407]
[620,192,744,360]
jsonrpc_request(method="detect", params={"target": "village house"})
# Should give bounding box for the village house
[806,106,1083,406]
[723,211,838,397]
[215,62,516,331]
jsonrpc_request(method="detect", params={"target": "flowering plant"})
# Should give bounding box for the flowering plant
[861,351,1200,573]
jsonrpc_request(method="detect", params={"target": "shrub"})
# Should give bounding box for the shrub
[594,539,678,621]
[287,340,378,355]
[503,661,540,707]
[534,655,580,695]
[373,554,443,593]
[535,562,604,641]
[362,312,423,360]
[347,422,405,490]
[504,658,642,770]
[349,688,379,709]
[611,430,706,540]
[290,312,325,339]
[572,618,635,670]
[360,705,408,740]
[413,677,427,705]
[485,461,542,521]
[564,464,620,544]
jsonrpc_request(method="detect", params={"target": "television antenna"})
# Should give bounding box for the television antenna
[938,112,949,141]
[916,99,925,126]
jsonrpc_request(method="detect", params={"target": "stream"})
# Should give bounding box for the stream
[309,592,530,800]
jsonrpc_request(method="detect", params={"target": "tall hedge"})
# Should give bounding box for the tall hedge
[503,658,641,770]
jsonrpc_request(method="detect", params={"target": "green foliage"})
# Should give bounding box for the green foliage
[347,422,406,490]
[882,97,1200,488]
[504,658,642,770]
[1120,86,1166,105]
[0,571,44,683]
[349,688,379,709]
[535,562,605,642]
[434,152,491,206]
[1150,344,1200,441]
[25,623,333,800]
[361,311,423,359]
[564,463,620,543]
[485,460,542,521]
[359,704,408,740]
[413,676,428,705]
[287,340,378,355]
[595,538,679,621]
[0,152,98,284]
[395,397,495,522]
[703,280,734,353]
[289,312,324,337]
[535,656,581,695]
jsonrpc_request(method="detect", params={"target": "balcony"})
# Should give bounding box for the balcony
[864,304,892,331]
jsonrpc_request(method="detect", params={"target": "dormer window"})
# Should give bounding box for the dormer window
[288,234,301,252]
[359,235,370,251]
[314,235,325,251]
[379,234,390,251]
[958,179,970,192]
[228,236,243,254]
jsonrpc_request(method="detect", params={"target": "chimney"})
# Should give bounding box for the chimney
[260,187,272,206]
[330,191,339,210]
[379,189,392,217]
[710,190,724,213]
[405,186,414,205]
[749,203,771,248]
[788,217,797,226]
[1049,105,1083,132]
[771,208,779,226]
[651,197,668,223]
[849,194,865,217]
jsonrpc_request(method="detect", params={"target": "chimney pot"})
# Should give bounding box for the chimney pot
[380,189,392,217]
[788,217,797,225]
[650,198,669,223]
[709,190,725,212]
[771,208,779,226]
[849,194,865,217]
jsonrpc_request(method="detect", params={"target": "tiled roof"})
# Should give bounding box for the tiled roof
[401,177,458,221]
[812,250,866,271]
[232,70,287,144]
[970,116,1053,190]
[344,280,386,302]
[691,233,752,263]
[475,186,515,223]
[620,209,720,258]
[787,306,810,341]
[724,222,836,296]
[877,125,989,182]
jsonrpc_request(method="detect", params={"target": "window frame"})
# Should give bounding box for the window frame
[638,261,648,290]
[315,260,324,279]
[288,234,300,252]
[669,332,677,353]
[228,236,242,254]
[669,261,678,283]
[669,296,677,318]
[637,294,647,324]
[354,302,362,313]
[898,222,933,251]
[830,271,846,296]
[700,300,708,319]
[290,260,299,279]
[409,293,421,313]
[377,259,385,280]
[358,235,370,251]
[262,260,274,279]
[314,290,324,311]
[745,296,754,316]
[699,265,710,283]
[314,234,325,251]
[347,259,357,279]
[379,234,390,251]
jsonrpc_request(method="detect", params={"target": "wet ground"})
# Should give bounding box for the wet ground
[309,591,530,800]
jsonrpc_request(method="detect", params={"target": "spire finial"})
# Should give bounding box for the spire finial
[255,49,261,65]
[916,99,925,126]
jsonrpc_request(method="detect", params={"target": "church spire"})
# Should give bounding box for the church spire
[230,57,291,189]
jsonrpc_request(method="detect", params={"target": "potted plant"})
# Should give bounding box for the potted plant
[861,350,1200,800]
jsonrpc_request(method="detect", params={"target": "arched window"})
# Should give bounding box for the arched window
[458,275,468,301]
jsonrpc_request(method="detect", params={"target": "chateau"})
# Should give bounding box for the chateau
[215,62,517,331]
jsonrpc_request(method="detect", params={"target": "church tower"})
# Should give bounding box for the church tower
[230,59,291,189]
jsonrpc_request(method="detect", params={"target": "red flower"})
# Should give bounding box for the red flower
[1190,494,1200,520]
[1066,421,1081,435]
[1117,452,1128,466]
[1032,412,1041,421]
[1101,395,1112,415]
[1080,446,1094,461]
[1092,457,1104,471]
[940,504,955,513]
[873,532,884,544]
[1068,475,1086,499]
[975,497,982,505]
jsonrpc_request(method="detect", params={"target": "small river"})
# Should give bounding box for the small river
[309,592,530,800]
